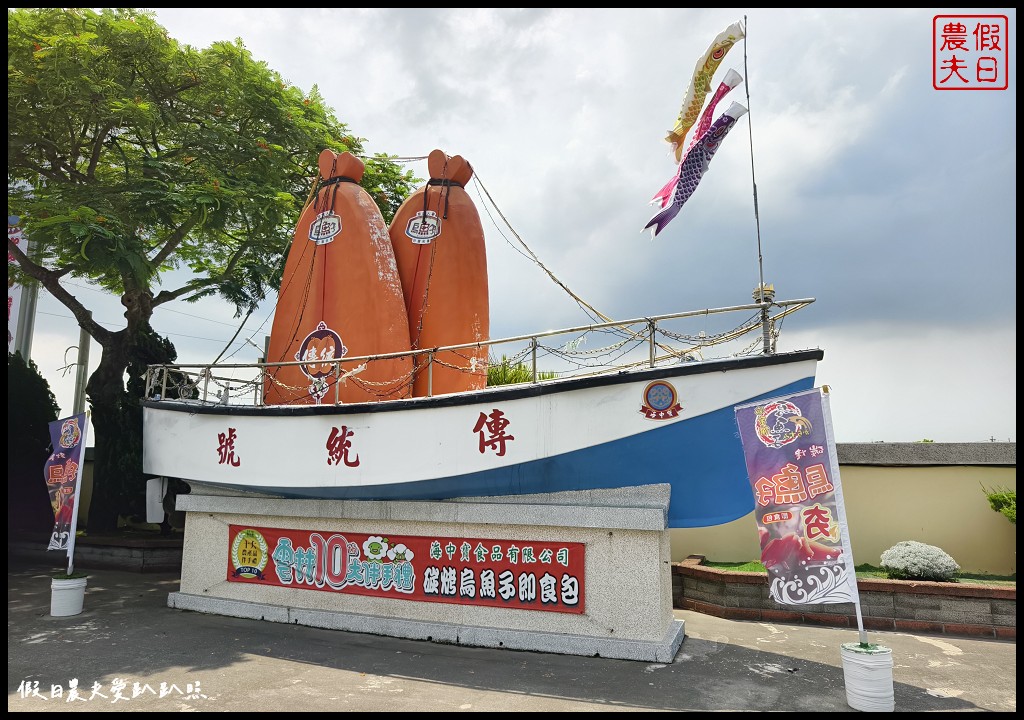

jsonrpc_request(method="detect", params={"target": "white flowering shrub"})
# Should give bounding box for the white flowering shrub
[879,541,960,582]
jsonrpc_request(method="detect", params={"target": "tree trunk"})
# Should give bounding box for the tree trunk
[84,337,132,535]
[84,287,175,536]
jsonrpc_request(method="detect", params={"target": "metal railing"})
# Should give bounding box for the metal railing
[144,298,815,407]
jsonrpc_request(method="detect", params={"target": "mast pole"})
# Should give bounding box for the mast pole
[742,15,772,355]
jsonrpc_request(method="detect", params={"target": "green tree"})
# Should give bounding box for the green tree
[982,485,1016,525]
[7,8,417,533]
[8,352,61,540]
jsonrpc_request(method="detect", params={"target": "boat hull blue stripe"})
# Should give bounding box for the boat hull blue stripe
[210,376,814,528]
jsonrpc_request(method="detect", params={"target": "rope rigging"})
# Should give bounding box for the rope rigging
[199,110,788,401]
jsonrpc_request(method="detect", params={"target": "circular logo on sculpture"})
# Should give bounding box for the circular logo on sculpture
[294,321,347,404]
[405,210,440,244]
[308,210,341,245]
[295,321,347,381]
[230,528,269,580]
[640,381,682,420]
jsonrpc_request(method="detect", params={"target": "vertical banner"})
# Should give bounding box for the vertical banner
[734,387,861,606]
[8,216,28,349]
[44,413,89,568]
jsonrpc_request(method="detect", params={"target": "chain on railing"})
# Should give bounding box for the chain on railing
[144,299,815,408]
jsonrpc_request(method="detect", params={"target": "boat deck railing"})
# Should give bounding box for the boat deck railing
[144,297,815,407]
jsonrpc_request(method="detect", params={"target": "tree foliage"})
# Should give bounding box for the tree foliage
[8,352,61,539]
[7,8,418,532]
[486,354,558,386]
[982,485,1016,525]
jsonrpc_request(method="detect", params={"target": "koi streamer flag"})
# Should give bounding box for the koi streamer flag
[644,101,747,239]
[734,388,862,606]
[665,20,745,163]
[44,413,89,568]
[651,68,744,210]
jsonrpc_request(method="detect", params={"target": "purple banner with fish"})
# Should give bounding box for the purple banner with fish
[734,388,860,605]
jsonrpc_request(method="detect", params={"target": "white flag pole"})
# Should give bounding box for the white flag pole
[820,387,867,644]
[64,411,90,576]
[822,388,895,711]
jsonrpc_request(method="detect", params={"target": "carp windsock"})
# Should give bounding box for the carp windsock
[644,102,748,239]
[664,20,745,163]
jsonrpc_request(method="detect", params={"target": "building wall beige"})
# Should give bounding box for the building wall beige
[672,464,1017,575]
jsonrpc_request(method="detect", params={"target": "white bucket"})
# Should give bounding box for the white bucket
[840,642,895,712]
[51,577,88,617]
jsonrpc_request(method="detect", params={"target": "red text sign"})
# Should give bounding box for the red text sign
[227,525,585,613]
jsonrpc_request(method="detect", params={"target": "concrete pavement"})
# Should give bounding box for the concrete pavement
[8,561,1016,712]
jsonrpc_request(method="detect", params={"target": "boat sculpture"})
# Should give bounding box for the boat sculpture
[139,20,821,664]
[143,141,822,530]
[144,279,821,528]
[389,149,489,397]
[263,150,412,406]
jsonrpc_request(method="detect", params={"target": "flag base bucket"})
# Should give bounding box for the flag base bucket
[841,642,894,712]
[51,577,87,617]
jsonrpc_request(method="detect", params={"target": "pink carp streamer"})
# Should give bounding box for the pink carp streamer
[664,21,745,163]
[651,68,743,210]
[644,102,748,239]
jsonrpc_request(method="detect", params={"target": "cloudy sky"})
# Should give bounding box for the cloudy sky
[20,8,1016,443]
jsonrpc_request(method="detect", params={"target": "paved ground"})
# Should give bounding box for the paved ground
[8,561,1016,712]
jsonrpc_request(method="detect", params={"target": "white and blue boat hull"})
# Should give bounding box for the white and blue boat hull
[143,350,821,528]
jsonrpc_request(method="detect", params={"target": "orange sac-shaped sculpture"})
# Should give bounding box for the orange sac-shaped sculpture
[389,149,489,397]
[264,150,413,406]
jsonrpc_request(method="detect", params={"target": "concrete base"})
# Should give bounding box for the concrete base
[169,591,685,662]
[171,485,684,662]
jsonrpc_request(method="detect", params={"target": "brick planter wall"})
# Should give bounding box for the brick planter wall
[673,555,1015,641]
